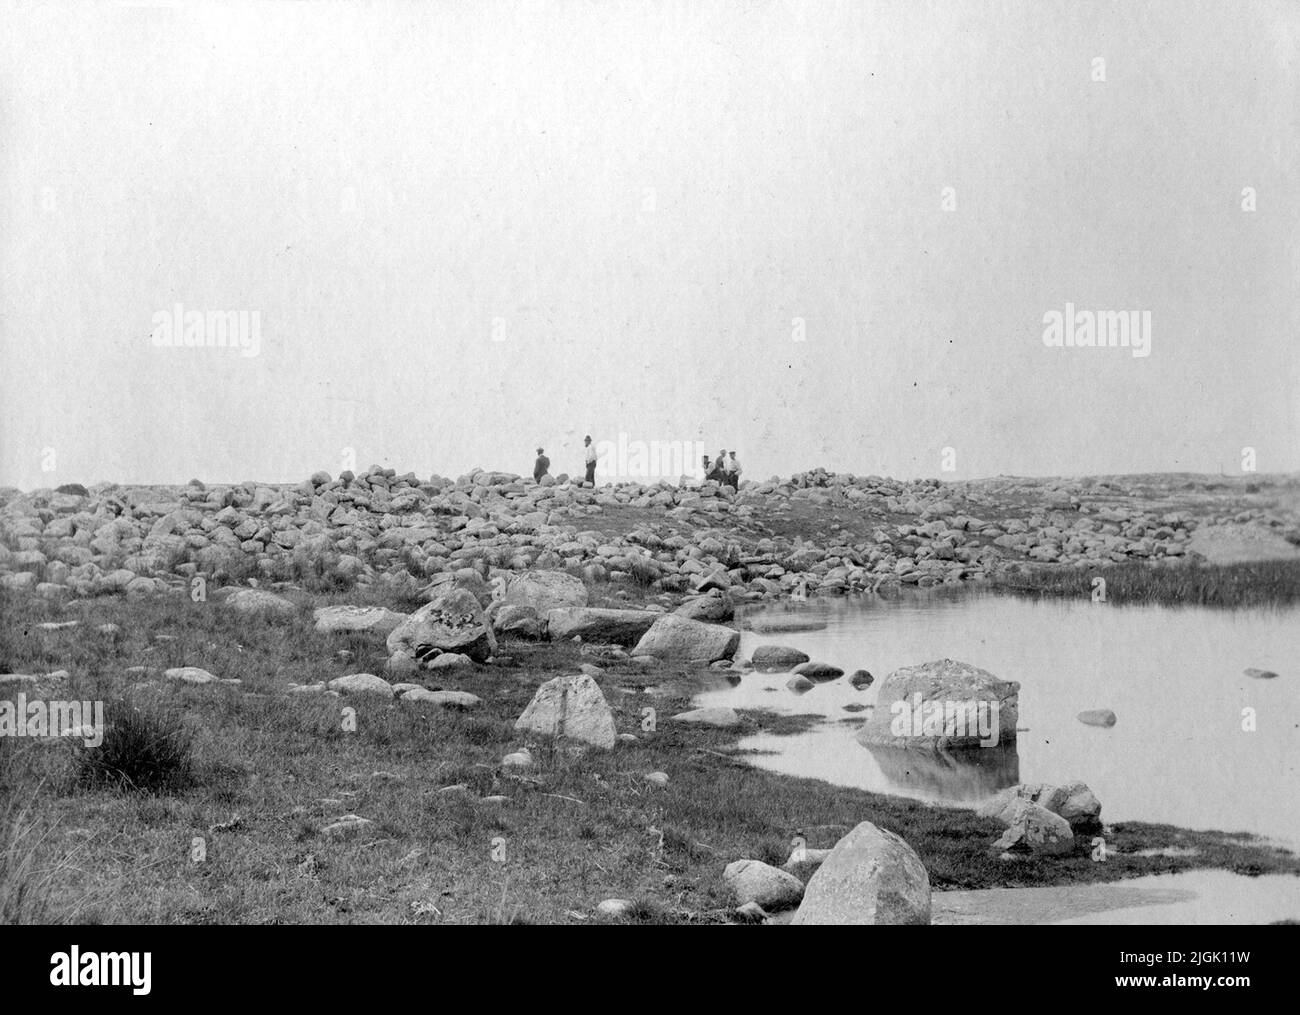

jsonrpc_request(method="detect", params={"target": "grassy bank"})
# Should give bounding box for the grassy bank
[991,559,1300,609]
[1,587,1297,925]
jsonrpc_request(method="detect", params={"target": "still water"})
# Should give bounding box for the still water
[693,592,1300,844]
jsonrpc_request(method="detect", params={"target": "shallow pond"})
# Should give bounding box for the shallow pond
[693,592,1300,845]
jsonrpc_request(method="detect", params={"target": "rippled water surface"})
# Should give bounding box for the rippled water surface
[693,592,1300,844]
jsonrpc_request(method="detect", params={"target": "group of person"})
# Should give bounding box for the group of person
[530,437,742,489]
[531,435,599,485]
[702,449,742,489]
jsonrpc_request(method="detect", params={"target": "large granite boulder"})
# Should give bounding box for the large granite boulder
[790,821,931,925]
[386,587,498,664]
[545,607,660,645]
[499,570,589,613]
[856,658,1019,751]
[514,673,616,748]
[632,614,739,662]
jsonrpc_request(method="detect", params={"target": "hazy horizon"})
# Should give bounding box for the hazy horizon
[3,0,1297,490]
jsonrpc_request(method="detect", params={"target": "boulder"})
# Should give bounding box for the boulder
[226,588,297,618]
[751,645,811,671]
[790,821,931,925]
[499,570,589,613]
[978,781,1102,833]
[514,673,616,748]
[421,568,492,606]
[849,669,874,689]
[675,592,735,623]
[399,688,481,709]
[856,658,1019,751]
[793,661,843,681]
[1077,708,1117,727]
[786,674,814,692]
[386,587,497,664]
[723,859,805,911]
[313,605,407,636]
[990,799,1076,856]
[633,614,739,662]
[327,673,395,698]
[164,666,223,685]
[545,607,659,645]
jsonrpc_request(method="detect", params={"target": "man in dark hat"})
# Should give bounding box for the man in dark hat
[533,447,550,483]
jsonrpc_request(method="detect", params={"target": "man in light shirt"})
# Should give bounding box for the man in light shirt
[583,435,598,486]
[726,450,742,489]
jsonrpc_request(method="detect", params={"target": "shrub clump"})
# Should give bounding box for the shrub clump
[73,699,197,794]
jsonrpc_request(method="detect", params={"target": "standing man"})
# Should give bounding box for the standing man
[726,450,742,489]
[533,447,550,483]
[583,435,598,486]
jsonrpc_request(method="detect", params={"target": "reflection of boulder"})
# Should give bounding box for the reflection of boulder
[862,741,1020,802]
[857,658,1019,751]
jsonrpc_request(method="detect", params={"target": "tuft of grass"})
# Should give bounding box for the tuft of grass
[73,699,197,795]
[0,785,88,925]
[993,559,1300,608]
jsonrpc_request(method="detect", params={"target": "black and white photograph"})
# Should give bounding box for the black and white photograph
[1,0,1297,969]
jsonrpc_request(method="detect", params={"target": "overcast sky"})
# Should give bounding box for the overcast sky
[2,0,1296,489]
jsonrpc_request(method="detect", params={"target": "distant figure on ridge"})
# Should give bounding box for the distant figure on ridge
[583,434,598,486]
[533,447,550,483]
[725,450,742,489]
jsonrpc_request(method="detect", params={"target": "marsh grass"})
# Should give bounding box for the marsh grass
[993,559,1300,608]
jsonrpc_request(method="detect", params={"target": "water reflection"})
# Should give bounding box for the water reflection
[863,742,1020,800]
[694,591,1300,844]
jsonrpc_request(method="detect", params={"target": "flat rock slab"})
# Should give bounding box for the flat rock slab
[313,605,407,635]
[400,688,481,709]
[672,707,742,728]
[546,607,659,645]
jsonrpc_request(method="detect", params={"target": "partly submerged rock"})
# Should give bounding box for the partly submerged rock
[751,645,811,671]
[857,658,1019,751]
[633,614,739,662]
